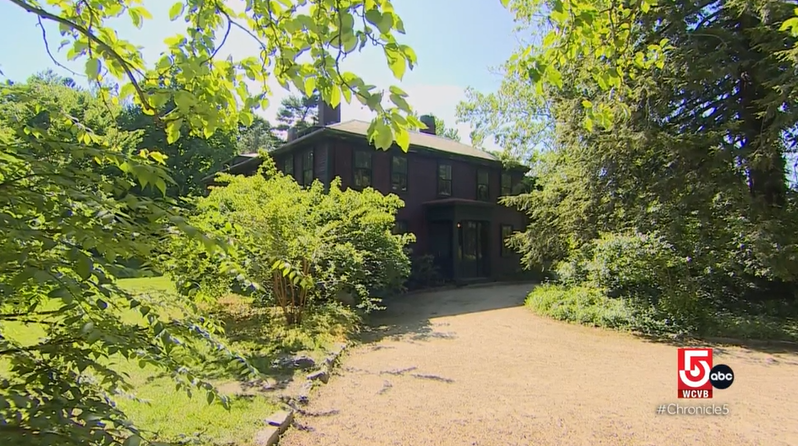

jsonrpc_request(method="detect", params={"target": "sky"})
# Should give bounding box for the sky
[0,0,520,150]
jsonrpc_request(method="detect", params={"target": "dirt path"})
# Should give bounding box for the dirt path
[280,283,798,446]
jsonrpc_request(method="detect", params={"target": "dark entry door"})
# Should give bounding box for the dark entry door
[458,221,489,278]
[429,221,453,279]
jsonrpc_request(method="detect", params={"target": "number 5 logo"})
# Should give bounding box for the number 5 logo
[679,349,711,388]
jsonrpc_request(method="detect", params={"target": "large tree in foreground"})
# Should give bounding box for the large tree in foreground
[0,0,420,444]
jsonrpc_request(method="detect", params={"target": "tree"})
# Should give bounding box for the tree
[118,105,239,197]
[276,91,320,132]
[0,1,421,444]
[238,116,283,153]
[431,114,461,142]
[466,0,798,331]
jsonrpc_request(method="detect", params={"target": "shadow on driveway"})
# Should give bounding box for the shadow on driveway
[360,282,534,343]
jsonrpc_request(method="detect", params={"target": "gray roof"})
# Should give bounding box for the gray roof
[327,120,498,162]
[201,119,503,184]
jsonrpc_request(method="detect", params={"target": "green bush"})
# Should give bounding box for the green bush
[406,254,447,290]
[164,157,413,324]
[544,232,710,333]
[526,283,638,329]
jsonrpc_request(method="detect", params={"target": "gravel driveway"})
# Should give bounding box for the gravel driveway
[280,283,798,446]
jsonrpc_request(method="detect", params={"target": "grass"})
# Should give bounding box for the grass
[2,276,358,446]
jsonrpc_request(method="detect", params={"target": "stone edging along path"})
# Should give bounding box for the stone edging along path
[254,342,349,446]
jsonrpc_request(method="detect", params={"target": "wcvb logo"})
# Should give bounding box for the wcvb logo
[677,348,735,399]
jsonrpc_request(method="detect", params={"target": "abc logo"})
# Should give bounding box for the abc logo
[709,364,735,390]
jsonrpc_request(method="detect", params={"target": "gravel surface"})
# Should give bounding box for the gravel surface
[280,283,798,446]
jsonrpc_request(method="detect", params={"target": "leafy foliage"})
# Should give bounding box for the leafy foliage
[165,158,413,325]
[405,254,447,291]
[276,91,320,132]
[238,116,283,153]
[430,115,461,142]
[118,105,238,198]
[8,0,422,149]
[0,76,259,446]
[1,1,422,444]
[478,0,798,338]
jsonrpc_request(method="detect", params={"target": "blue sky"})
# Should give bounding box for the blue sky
[0,0,519,149]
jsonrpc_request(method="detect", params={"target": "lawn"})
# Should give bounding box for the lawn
[2,275,355,446]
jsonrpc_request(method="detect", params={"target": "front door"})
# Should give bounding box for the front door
[458,220,489,278]
[429,221,454,279]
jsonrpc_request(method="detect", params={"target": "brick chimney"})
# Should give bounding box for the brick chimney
[419,114,436,135]
[318,102,341,126]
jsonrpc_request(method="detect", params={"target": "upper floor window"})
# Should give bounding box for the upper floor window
[438,162,452,197]
[284,154,294,179]
[302,149,314,186]
[391,155,408,193]
[501,172,512,196]
[353,150,372,189]
[477,169,490,201]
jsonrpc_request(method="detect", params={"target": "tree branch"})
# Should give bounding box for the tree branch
[36,16,82,78]
[8,0,155,113]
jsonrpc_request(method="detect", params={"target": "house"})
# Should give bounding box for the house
[203,104,529,283]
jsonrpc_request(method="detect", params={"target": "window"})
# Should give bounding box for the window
[284,154,294,179]
[353,150,372,189]
[501,172,512,196]
[391,155,408,193]
[393,220,409,235]
[302,149,314,186]
[437,162,452,197]
[477,169,490,201]
[500,225,513,257]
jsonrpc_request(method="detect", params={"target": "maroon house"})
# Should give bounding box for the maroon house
[204,105,529,283]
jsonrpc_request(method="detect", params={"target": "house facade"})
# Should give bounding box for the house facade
[206,105,529,283]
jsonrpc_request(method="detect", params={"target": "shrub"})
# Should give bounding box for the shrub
[544,231,710,333]
[164,157,412,324]
[405,254,447,290]
[526,284,637,329]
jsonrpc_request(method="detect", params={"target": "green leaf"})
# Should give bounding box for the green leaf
[129,8,143,28]
[500,0,510,7]
[372,120,394,150]
[123,435,142,446]
[390,93,410,112]
[389,85,408,97]
[341,85,352,104]
[240,112,254,127]
[384,47,406,80]
[399,45,417,66]
[155,178,167,196]
[303,77,317,97]
[394,127,410,151]
[581,100,593,109]
[174,91,194,111]
[166,119,183,144]
[75,253,93,281]
[169,2,185,21]
[85,58,101,79]
[329,84,342,109]
[584,116,594,132]
[544,66,563,89]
